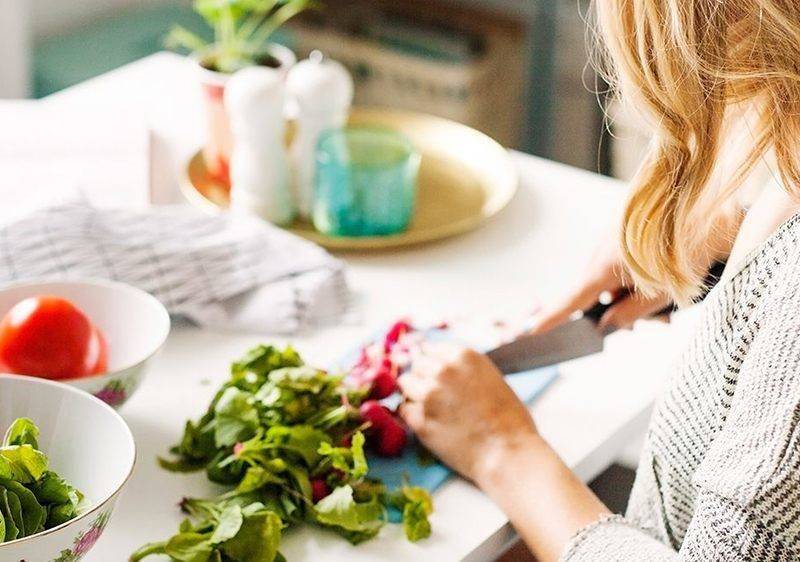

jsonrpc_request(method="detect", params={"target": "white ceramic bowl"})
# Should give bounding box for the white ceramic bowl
[0,375,136,561]
[0,279,170,408]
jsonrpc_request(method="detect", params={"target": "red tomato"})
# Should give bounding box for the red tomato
[0,296,108,380]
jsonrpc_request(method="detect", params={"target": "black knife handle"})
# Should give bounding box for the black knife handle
[582,259,727,324]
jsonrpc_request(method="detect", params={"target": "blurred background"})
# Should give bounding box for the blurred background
[0,0,649,181]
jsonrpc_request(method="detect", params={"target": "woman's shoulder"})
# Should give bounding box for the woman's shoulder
[693,236,800,511]
[722,209,800,316]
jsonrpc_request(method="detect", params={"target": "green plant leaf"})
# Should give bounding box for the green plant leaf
[243,0,321,51]
[165,25,209,52]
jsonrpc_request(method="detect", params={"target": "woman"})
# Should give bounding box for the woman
[399,1,800,560]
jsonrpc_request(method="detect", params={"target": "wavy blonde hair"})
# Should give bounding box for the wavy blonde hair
[594,0,800,304]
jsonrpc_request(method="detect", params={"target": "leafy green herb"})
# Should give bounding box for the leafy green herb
[386,482,434,542]
[134,344,432,561]
[314,484,385,544]
[0,418,86,544]
[318,431,368,480]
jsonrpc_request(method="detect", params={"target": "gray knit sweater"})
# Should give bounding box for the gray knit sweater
[562,213,800,561]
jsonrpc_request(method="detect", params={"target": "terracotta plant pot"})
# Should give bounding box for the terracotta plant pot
[195,44,297,186]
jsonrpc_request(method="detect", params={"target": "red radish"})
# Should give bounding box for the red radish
[359,400,393,430]
[369,370,397,399]
[384,319,413,351]
[311,478,331,502]
[359,400,408,457]
[375,417,407,457]
[349,357,399,400]
[364,358,398,399]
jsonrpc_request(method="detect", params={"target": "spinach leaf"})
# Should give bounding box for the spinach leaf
[209,504,243,544]
[0,487,19,541]
[402,500,432,542]
[0,418,85,544]
[214,388,261,448]
[318,431,367,480]
[0,445,48,483]
[31,471,83,507]
[386,484,433,542]
[3,418,39,448]
[313,485,385,544]
[220,510,282,562]
[164,532,215,562]
[1,479,46,536]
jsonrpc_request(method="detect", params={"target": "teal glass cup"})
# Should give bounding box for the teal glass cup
[313,127,420,237]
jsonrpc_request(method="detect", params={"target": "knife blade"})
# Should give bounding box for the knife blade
[486,313,606,374]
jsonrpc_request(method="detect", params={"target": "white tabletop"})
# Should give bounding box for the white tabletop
[42,53,696,561]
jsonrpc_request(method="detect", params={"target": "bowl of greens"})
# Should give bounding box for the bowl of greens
[0,374,136,561]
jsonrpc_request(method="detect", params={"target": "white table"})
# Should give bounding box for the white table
[43,53,695,561]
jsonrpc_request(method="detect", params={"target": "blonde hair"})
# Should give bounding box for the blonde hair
[594,0,800,304]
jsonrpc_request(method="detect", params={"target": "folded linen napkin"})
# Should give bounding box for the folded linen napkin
[0,201,348,333]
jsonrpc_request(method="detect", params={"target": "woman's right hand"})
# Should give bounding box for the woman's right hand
[528,234,672,334]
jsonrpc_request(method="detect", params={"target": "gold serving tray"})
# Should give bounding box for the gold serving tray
[182,107,518,250]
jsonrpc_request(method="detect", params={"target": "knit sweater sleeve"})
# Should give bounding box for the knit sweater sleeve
[562,265,800,562]
[561,491,798,561]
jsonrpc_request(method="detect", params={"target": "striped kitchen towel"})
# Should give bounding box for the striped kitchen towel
[0,200,348,333]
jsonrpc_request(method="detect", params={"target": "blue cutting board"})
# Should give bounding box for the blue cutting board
[337,329,559,508]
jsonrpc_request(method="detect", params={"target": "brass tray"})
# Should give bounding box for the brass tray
[182,107,518,250]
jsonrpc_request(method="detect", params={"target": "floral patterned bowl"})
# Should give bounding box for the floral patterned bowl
[0,279,170,408]
[0,375,136,561]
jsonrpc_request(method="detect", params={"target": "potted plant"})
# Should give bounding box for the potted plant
[167,0,318,184]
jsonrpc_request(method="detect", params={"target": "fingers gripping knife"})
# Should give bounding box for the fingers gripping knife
[486,261,726,374]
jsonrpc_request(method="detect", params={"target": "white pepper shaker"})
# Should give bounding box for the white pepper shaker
[286,51,354,219]
[224,66,295,226]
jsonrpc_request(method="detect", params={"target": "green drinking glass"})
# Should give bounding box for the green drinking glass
[313,126,420,237]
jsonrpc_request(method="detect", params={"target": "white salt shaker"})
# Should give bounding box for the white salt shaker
[286,51,354,219]
[224,67,295,226]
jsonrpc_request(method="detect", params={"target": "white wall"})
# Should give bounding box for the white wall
[0,0,31,97]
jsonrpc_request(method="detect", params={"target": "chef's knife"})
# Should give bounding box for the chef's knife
[486,260,727,374]
[485,300,611,374]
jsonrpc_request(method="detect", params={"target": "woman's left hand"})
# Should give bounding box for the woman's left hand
[398,344,540,483]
